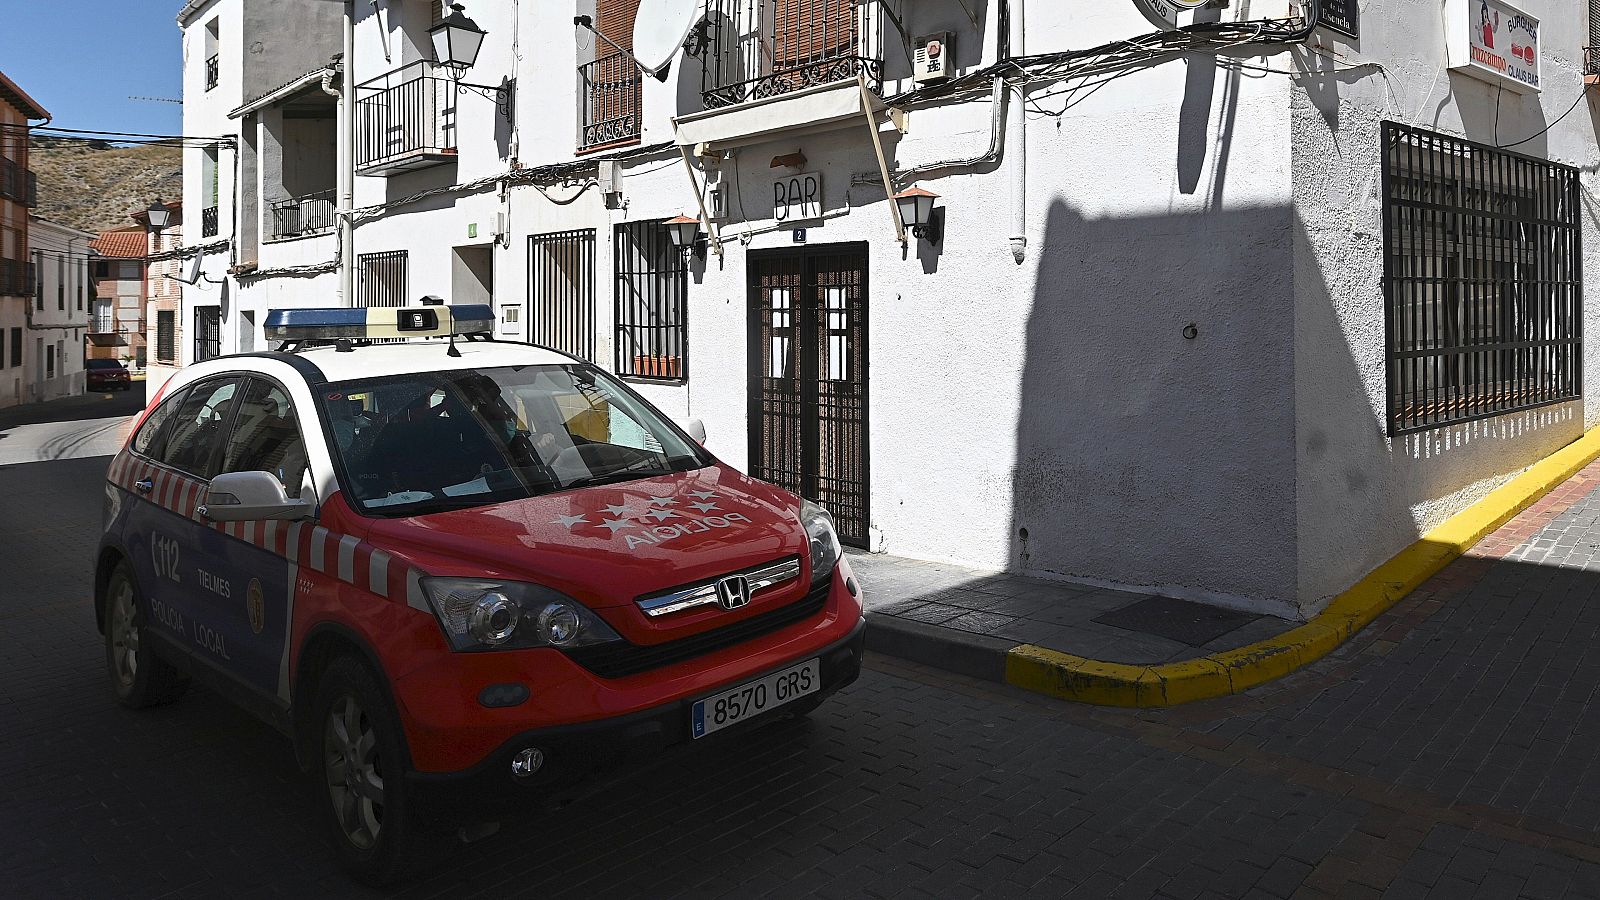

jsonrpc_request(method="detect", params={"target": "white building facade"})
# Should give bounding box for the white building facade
[174,0,1600,620]
[27,216,93,402]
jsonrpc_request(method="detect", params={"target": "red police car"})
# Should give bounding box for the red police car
[96,304,865,884]
[86,358,132,391]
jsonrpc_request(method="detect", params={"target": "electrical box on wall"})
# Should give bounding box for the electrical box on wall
[913,33,953,83]
[598,160,624,208]
[706,184,727,221]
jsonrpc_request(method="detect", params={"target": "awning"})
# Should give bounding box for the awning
[673,78,887,151]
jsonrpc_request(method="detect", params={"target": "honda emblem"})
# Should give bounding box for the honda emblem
[715,575,752,610]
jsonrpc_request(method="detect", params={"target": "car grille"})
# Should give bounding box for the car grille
[564,579,831,679]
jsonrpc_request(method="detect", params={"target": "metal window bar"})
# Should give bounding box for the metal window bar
[358,250,410,309]
[1381,121,1582,436]
[195,307,221,363]
[1587,46,1600,77]
[269,189,337,239]
[355,61,458,170]
[614,222,688,381]
[202,206,219,238]
[697,0,884,110]
[156,311,176,362]
[529,230,597,360]
[206,54,219,92]
[579,53,643,151]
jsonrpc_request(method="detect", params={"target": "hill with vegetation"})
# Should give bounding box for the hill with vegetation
[28,136,183,235]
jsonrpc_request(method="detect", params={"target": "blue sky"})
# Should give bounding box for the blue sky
[1,1,182,136]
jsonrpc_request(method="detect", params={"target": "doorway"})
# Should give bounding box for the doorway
[452,243,494,312]
[747,244,869,548]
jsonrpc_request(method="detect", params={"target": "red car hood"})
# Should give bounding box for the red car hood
[364,463,806,609]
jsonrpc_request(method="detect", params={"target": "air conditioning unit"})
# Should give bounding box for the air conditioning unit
[913,33,953,84]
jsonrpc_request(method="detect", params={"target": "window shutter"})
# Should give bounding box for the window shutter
[774,0,855,67]
[597,0,641,52]
[431,0,443,26]
[1592,0,1600,49]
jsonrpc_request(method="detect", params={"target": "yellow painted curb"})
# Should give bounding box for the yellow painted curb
[1004,425,1600,707]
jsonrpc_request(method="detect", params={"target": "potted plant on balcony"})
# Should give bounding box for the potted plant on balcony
[631,354,682,379]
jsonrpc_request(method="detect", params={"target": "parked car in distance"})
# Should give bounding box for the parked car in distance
[86,358,132,392]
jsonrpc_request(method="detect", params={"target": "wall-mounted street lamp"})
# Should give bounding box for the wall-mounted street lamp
[144,199,173,230]
[429,4,512,119]
[893,187,941,243]
[664,215,706,260]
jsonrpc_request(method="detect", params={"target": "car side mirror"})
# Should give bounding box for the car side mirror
[684,418,707,444]
[201,471,315,522]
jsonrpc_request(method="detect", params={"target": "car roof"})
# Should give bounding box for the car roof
[179,340,582,388]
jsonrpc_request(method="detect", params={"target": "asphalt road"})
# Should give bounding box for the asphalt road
[3,396,1600,899]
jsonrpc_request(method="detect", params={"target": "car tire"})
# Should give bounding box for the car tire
[312,655,431,886]
[103,561,189,709]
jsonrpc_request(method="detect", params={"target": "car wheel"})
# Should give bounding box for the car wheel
[103,561,189,708]
[313,655,429,886]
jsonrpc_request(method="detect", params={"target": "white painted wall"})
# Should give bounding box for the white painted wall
[27,217,93,402]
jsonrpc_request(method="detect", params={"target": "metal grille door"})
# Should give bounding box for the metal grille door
[529,230,596,360]
[749,245,869,547]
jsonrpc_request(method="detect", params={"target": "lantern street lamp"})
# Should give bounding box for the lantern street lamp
[429,4,487,80]
[664,215,706,260]
[144,199,173,231]
[892,187,941,242]
[429,4,511,119]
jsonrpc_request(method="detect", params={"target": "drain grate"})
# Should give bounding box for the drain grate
[1093,596,1260,646]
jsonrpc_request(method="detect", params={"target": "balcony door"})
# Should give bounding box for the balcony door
[748,244,869,548]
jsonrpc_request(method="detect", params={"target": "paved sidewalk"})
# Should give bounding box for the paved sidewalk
[854,452,1600,691]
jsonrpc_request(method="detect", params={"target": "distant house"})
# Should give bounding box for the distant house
[0,68,48,409]
[136,201,184,400]
[88,227,150,372]
[28,215,93,401]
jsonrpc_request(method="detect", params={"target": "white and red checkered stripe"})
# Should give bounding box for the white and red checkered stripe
[108,451,430,611]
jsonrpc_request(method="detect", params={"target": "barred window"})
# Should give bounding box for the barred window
[529,229,596,360]
[156,310,176,363]
[614,221,687,382]
[358,250,409,308]
[195,306,221,362]
[1382,122,1582,435]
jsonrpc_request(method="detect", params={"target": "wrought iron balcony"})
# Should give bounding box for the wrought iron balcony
[580,53,642,152]
[0,157,35,207]
[202,205,219,238]
[696,0,884,111]
[206,54,219,92]
[356,61,458,175]
[269,189,337,240]
[1587,47,1600,82]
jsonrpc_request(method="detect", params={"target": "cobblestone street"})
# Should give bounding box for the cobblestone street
[5,408,1600,898]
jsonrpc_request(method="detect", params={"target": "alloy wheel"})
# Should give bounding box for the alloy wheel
[324,694,384,850]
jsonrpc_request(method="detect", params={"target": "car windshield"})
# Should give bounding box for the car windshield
[86,360,123,369]
[320,363,710,516]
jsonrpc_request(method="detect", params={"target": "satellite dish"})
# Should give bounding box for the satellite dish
[633,0,700,79]
[181,255,203,285]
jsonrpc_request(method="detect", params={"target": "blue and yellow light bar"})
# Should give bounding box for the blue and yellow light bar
[264,304,496,343]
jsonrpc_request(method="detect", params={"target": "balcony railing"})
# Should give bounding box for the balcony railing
[269,189,337,239]
[202,206,219,238]
[356,61,458,175]
[90,315,115,334]
[0,157,36,207]
[1586,47,1600,81]
[697,0,884,110]
[206,54,219,92]
[0,259,35,297]
[580,53,642,152]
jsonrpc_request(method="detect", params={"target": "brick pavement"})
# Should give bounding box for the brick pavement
[6,443,1600,898]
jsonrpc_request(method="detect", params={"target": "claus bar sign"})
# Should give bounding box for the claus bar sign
[1446,0,1540,93]
[1132,0,1211,30]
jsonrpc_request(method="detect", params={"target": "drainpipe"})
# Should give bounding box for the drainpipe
[329,1,357,307]
[1006,0,1027,264]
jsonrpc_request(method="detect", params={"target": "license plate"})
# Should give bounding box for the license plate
[692,659,819,739]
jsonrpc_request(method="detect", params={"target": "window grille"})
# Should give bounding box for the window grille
[614,221,688,382]
[195,306,221,362]
[156,310,176,363]
[8,327,18,368]
[1382,121,1582,435]
[529,230,596,360]
[358,250,410,308]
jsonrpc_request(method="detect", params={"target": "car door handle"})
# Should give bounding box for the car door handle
[134,479,154,494]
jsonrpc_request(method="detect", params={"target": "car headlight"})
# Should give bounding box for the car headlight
[420,578,622,652]
[800,498,842,586]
